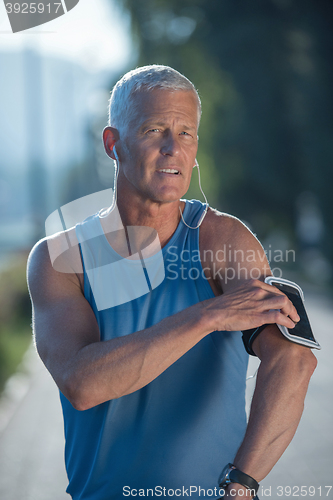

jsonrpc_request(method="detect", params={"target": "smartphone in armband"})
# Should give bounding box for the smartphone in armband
[265,276,321,350]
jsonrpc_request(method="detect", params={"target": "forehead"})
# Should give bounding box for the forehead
[128,89,200,129]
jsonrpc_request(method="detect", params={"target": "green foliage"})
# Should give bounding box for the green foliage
[0,254,32,392]
[0,324,32,393]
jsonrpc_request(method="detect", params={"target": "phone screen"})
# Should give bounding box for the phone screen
[270,281,316,342]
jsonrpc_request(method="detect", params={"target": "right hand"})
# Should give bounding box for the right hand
[202,279,300,333]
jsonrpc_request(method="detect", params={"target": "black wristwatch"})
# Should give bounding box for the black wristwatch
[218,463,259,497]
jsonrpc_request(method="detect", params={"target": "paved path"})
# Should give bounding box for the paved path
[247,293,333,498]
[0,293,332,500]
[0,346,69,500]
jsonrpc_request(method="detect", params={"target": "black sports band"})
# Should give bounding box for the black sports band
[219,463,260,496]
[242,325,268,356]
[228,467,259,493]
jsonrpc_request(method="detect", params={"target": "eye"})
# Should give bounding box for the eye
[147,128,160,133]
[180,131,192,137]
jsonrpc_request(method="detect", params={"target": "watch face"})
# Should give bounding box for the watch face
[218,464,234,487]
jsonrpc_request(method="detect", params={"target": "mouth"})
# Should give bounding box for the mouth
[158,168,180,175]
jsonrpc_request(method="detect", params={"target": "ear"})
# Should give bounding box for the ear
[103,127,120,160]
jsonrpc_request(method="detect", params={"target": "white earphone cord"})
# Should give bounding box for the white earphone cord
[179,160,209,229]
[99,150,120,219]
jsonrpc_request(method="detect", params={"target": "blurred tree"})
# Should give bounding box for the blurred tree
[0,254,32,392]
[119,0,333,278]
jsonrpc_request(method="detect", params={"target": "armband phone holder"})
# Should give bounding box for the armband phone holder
[242,277,321,356]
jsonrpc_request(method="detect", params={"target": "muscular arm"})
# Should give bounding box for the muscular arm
[201,210,317,499]
[28,238,211,410]
[27,229,299,412]
[227,326,316,497]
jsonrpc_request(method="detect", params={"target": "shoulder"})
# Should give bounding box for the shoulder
[200,207,270,291]
[27,227,83,303]
[200,207,261,251]
[28,226,81,272]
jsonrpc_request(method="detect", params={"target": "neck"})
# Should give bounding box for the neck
[115,194,183,248]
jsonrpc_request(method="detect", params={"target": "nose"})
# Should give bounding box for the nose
[160,131,180,157]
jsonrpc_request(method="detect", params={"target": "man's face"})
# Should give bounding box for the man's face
[117,88,199,204]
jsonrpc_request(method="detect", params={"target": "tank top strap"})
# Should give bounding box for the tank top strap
[162,199,208,254]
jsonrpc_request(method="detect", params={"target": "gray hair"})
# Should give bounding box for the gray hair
[108,64,201,133]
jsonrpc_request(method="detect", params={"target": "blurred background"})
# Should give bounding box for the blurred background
[0,0,332,497]
[2,0,332,389]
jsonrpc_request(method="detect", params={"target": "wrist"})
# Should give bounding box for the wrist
[197,299,218,335]
[218,463,259,498]
[199,297,226,334]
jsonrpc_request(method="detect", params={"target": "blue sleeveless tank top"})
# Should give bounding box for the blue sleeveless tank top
[60,199,248,499]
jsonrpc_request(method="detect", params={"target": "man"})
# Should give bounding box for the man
[27,65,316,499]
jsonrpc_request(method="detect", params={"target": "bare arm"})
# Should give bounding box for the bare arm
[27,233,299,412]
[224,326,316,499]
[201,211,317,499]
[28,238,211,410]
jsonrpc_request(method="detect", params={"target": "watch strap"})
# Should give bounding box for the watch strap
[228,467,259,493]
[219,463,259,495]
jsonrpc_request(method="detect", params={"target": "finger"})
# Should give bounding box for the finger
[281,304,300,323]
[276,297,300,323]
[264,309,298,329]
[255,281,301,321]
[261,293,300,323]
[247,279,288,296]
